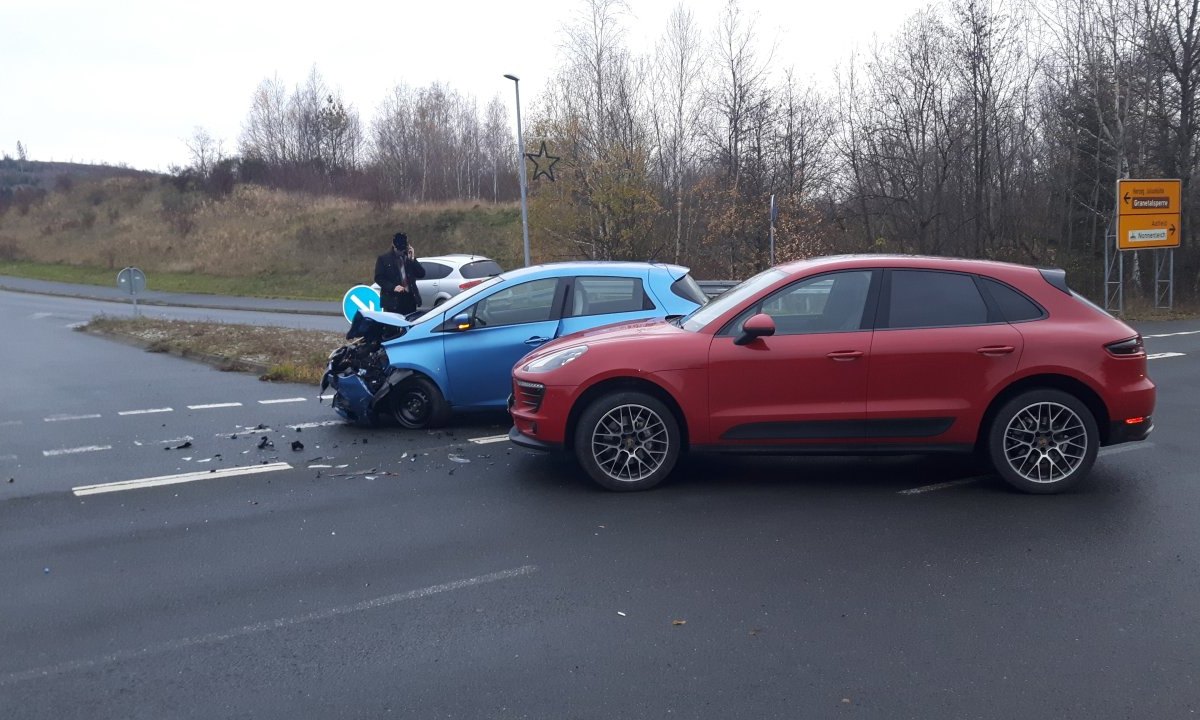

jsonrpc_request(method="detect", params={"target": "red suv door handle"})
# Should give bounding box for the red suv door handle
[977,345,1016,356]
[826,350,864,361]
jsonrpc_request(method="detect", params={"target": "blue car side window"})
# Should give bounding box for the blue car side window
[470,278,559,328]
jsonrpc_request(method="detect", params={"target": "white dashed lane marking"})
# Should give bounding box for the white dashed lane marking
[1147,352,1185,360]
[1099,442,1155,457]
[469,435,510,445]
[72,462,293,496]
[0,420,22,427]
[117,407,174,416]
[43,445,113,457]
[897,478,983,495]
[186,403,243,410]
[43,414,102,422]
[1143,329,1200,338]
[258,398,307,405]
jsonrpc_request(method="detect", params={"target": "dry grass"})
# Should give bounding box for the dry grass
[85,316,344,385]
[0,177,523,298]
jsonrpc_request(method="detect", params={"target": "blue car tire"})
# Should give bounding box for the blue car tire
[391,376,452,429]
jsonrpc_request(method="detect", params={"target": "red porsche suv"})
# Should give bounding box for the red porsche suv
[508,255,1155,493]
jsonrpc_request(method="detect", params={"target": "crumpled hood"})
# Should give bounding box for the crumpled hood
[357,309,412,328]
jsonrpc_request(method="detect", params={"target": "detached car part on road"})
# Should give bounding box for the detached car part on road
[509,255,1156,494]
[324,262,707,428]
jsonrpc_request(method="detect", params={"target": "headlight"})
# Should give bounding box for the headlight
[523,345,588,373]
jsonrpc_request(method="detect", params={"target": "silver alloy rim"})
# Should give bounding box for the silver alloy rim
[1003,401,1088,484]
[590,403,670,483]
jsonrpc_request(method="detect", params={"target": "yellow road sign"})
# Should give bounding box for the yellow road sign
[1117,213,1181,250]
[1118,179,1181,216]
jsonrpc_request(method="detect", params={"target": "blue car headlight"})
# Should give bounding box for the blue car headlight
[523,345,588,373]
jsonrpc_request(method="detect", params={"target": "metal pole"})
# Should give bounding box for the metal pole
[505,74,531,267]
[1170,248,1175,310]
[769,194,776,266]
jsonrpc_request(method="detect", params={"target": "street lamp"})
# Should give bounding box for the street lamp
[504,73,532,267]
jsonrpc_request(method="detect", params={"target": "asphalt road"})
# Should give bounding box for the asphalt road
[2,289,1198,719]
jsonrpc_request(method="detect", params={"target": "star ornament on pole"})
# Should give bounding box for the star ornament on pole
[525,141,560,182]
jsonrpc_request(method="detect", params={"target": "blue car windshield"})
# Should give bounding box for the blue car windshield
[408,276,505,325]
[680,269,786,332]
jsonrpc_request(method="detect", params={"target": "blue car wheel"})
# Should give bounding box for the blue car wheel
[391,376,452,429]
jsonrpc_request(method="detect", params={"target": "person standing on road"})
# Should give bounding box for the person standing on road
[375,232,425,316]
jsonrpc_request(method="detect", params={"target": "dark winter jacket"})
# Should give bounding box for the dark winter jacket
[374,250,425,315]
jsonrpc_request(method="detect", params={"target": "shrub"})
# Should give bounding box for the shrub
[160,188,199,236]
[80,208,97,229]
[54,173,74,193]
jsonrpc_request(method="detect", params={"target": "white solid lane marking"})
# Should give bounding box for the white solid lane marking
[0,565,537,687]
[258,398,306,405]
[1147,352,1185,360]
[72,462,293,496]
[1143,329,1200,338]
[469,434,510,445]
[1100,442,1155,457]
[187,402,243,410]
[898,477,982,495]
[117,407,174,416]
[43,413,102,422]
[319,394,334,400]
[43,445,113,458]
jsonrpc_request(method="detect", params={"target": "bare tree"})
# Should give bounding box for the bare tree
[185,126,223,177]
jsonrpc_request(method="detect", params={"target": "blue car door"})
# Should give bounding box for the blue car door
[557,275,660,336]
[441,277,566,408]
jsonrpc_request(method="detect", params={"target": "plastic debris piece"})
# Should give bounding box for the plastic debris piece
[672,619,686,626]
[617,611,626,617]
[257,437,273,450]
[448,454,471,464]
[400,452,408,459]
[43,567,50,574]
[230,434,238,440]
[291,441,304,452]
[362,438,368,444]
[336,464,349,469]
[365,476,377,480]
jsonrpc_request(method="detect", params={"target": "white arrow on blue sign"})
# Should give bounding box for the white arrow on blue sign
[341,284,382,323]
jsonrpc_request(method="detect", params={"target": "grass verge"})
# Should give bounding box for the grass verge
[0,261,347,300]
[84,316,343,385]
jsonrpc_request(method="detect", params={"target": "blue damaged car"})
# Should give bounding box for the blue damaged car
[323,262,707,428]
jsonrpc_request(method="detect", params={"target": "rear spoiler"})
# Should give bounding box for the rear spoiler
[1039,268,1071,295]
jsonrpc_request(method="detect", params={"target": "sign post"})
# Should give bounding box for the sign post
[769,194,777,266]
[116,267,146,317]
[1114,179,1181,312]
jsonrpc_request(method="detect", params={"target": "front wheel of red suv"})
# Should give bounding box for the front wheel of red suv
[987,389,1099,494]
[574,391,681,492]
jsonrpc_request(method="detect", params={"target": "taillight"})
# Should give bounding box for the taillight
[459,279,483,291]
[1105,335,1145,357]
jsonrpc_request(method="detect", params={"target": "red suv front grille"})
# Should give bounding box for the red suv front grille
[515,380,546,412]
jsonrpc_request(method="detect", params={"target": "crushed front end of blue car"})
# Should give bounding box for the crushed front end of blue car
[322,311,414,425]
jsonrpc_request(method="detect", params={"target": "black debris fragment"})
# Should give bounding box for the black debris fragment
[7,478,13,484]
[291,441,304,452]
[230,434,238,440]
[254,424,267,430]
[295,427,302,432]
[362,438,368,445]
[257,437,273,450]
[164,440,192,451]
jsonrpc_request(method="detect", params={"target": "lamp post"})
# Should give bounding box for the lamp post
[504,73,531,267]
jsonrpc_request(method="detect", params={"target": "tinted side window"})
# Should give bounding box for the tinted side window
[729,270,873,335]
[568,277,653,317]
[470,278,558,327]
[887,270,988,328]
[980,278,1044,322]
[461,260,503,279]
[420,261,452,280]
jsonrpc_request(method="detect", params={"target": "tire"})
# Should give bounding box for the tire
[390,376,452,429]
[986,388,1099,494]
[573,391,681,492]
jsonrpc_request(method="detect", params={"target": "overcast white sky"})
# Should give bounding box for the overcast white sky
[0,0,930,172]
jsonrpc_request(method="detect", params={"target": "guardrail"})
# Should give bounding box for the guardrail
[697,280,738,298]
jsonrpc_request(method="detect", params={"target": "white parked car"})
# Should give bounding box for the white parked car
[373,255,503,311]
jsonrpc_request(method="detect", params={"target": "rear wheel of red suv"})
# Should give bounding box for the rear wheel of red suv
[987,388,1099,494]
[574,391,681,492]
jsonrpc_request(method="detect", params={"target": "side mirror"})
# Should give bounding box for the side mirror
[734,313,775,346]
[453,313,472,331]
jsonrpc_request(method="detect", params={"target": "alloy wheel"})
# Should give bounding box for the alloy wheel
[590,403,670,483]
[1002,401,1088,484]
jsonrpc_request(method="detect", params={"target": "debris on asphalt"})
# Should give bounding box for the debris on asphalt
[164,440,192,451]
[7,478,13,483]
[362,438,369,444]
[291,441,304,452]
[448,454,471,464]
[308,464,332,469]
[617,611,627,617]
[400,452,408,459]
[336,464,349,469]
[365,475,377,480]
[43,567,50,574]
[672,619,687,626]
[254,423,267,430]
[230,434,238,440]
[257,437,273,450]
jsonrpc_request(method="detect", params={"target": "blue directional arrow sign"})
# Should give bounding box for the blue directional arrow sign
[342,284,382,323]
